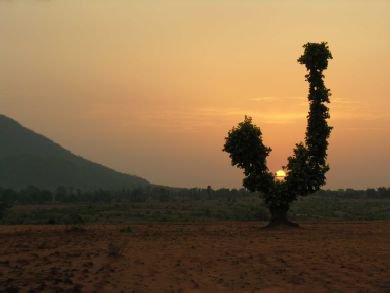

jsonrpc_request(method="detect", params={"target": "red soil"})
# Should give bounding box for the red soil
[1,222,390,292]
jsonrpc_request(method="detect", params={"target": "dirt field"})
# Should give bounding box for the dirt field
[1,222,390,292]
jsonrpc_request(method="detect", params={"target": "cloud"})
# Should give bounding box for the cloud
[251,96,277,102]
[332,96,390,122]
[250,96,305,102]
[81,95,390,135]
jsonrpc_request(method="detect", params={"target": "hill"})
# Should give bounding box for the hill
[0,114,149,190]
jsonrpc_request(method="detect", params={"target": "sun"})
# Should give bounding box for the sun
[275,170,286,181]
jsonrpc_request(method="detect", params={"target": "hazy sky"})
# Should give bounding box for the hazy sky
[1,0,389,189]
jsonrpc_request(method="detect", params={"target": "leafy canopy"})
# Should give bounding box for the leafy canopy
[224,42,333,202]
[223,116,273,194]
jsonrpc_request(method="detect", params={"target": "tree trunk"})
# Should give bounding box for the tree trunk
[265,205,299,228]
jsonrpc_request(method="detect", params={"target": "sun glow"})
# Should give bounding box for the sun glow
[275,170,286,181]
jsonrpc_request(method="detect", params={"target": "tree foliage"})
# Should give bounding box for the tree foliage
[223,116,273,194]
[223,42,333,226]
[287,42,332,195]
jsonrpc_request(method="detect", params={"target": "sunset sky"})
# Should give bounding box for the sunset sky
[1,0,389,189]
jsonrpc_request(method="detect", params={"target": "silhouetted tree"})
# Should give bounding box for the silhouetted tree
[223,42,333,227]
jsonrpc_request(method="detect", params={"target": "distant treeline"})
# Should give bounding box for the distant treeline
[1,186,390,204]
[0,186,248,204]
[318,188,390,199]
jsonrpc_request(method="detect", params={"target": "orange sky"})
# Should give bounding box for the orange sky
[1,0,389,189]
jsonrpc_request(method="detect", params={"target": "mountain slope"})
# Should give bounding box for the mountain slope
[0,114,149,190]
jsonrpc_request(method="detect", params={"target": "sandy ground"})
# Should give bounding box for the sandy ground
[1,222,390,292]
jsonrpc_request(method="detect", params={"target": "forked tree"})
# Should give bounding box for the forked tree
[223,42,333,227]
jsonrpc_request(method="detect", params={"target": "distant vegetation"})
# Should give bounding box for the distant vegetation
[1,186,389,224]
[0,114,149,190]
